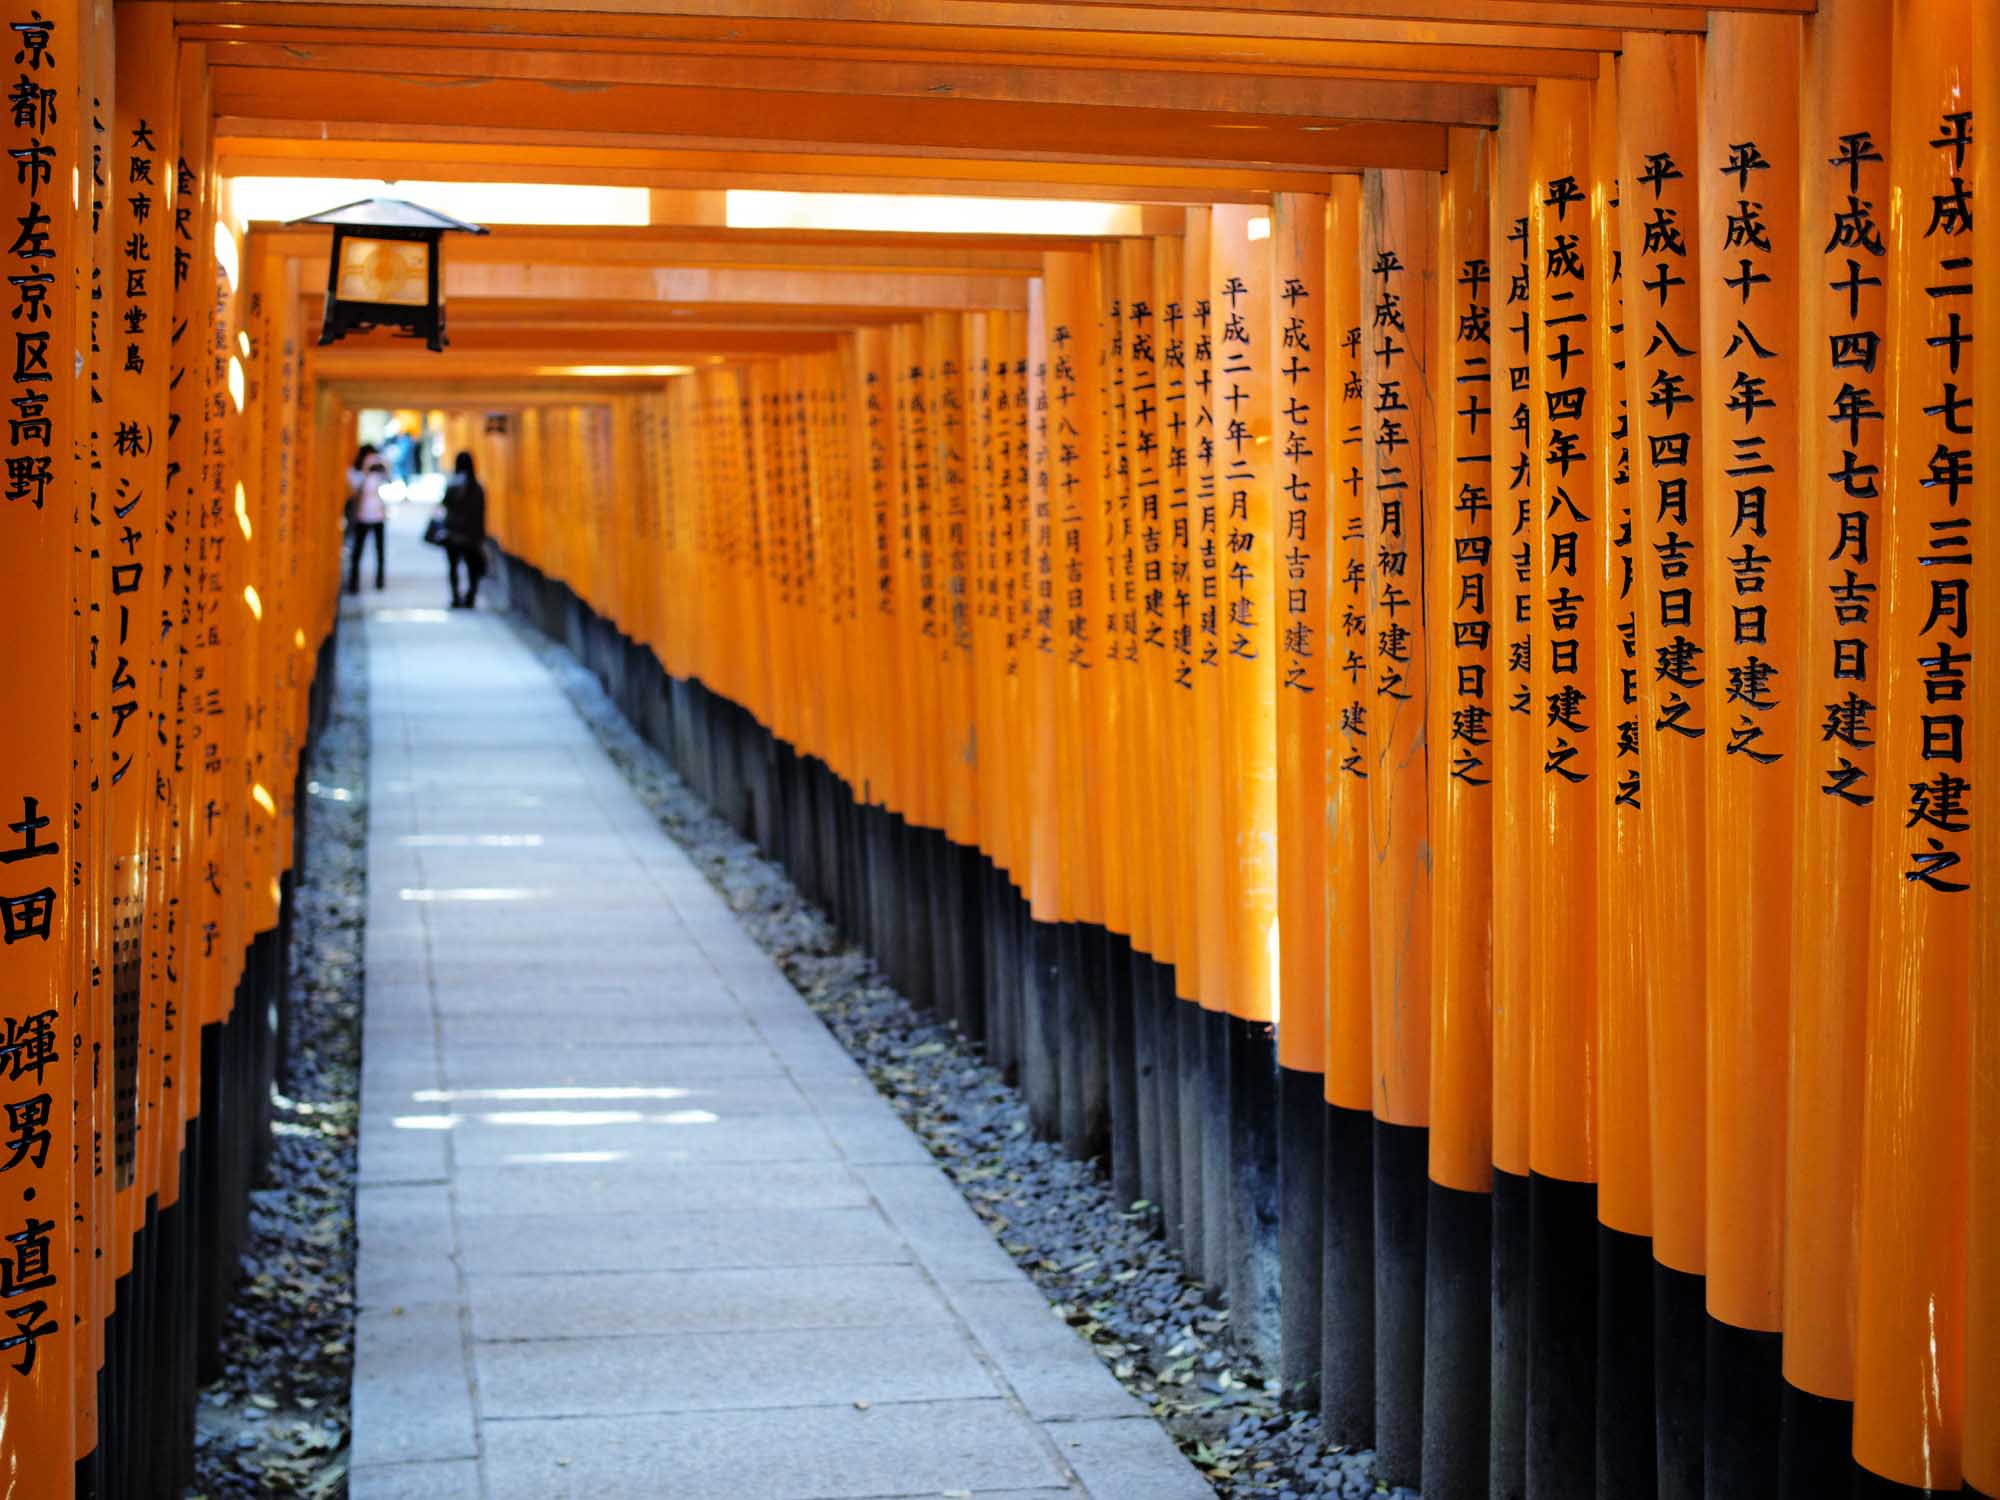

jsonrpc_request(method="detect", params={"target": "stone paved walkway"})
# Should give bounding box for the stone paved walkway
[349,506,1214,1500]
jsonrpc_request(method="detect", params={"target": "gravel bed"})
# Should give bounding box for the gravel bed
[516,618,1417,1500]
[187,603,368,1499]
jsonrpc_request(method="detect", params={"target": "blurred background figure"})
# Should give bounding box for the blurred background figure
[441,450,488,608]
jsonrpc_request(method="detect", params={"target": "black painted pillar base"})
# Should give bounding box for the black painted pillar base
[1654,1261,1704,1500]
[1057,923,1109,1161]
[1105,936,1140,1206]
[1177,994,1206,1276]
[902,821,936,1010]
[1278,1065,1325,1404]
[984,867,1018,1083]
[1153,968,1182,1246]
[1022,917,1064,1140]
[1199,1006,1231,1296]
[1778,1383,1852,1500]
[1526,1172,1597,1500]
[1129,952,1161,1214]
[1596,1224,1656,1500]
[1423,1179,1493,1500]
[1321,1101,1375,1449]
[1374,1120,1429,1487]
[954,847,987,1047]
[1705,1318,1783,1500]
[926,832,958,1029]
[1226,1016,1281,1370]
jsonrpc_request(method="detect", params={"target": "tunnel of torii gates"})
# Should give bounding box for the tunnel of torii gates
[0,0,1997,1497]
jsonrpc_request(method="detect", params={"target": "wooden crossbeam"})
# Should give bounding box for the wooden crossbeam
[202,40,1503,121]
[259,223,1061,272]
[216,130,1319,200]
[209,65,1452,169]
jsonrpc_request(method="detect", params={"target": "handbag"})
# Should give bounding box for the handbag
[422,513,449,547]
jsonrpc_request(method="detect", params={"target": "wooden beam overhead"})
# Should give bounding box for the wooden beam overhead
[208,66,1452,170]
[201,40,1503,123]
[215,149,1290,203]
[174,1,1714,48]
[215,129,1320,199]
[259,223,1059,273]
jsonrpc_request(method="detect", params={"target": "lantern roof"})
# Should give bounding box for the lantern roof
[284,196,488,234]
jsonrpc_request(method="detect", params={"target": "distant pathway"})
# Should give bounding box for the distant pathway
[348,504,1213,1500]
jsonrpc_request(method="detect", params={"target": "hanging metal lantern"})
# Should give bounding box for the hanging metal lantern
[286,197,487,353]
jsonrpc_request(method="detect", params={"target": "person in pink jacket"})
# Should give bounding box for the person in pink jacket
[346,443,390,593]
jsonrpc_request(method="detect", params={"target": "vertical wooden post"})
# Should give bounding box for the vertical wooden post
[1270,188,1328,1403]
[1784,2,1892,1488]
[0,3,80,1488]
[1210,202,1280,1364]
[1425,126,1496,1500]
[1614,30,1709,1500]
[1525,74,1600,1500]
[1320,171,1376,1451]
[1485,80,1536,1500]
[1967,2,2000,1491]
[1853,0,1977,1489]
[1359,167,1437,1488]
[1698,16,1802,1493]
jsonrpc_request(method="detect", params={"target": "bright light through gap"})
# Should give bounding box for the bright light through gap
[726,190,1141,237]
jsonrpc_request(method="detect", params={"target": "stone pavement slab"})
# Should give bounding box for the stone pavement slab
[349,508,1213,1499]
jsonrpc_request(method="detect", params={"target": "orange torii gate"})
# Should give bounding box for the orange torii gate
[2,2,1995,1498]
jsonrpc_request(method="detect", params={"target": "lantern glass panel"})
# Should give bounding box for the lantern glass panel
[336,236,431,306]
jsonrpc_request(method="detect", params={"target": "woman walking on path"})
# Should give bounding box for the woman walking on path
[441,450,488,608]
[346,443,390,593]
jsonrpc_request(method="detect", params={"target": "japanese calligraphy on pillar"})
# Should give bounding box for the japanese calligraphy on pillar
[1333,248,1367,783]
[1275,214,1323,699]
[1708,133,1795,770]
[1812,110,1888,814]
[865,356,894,633]
[1853,11,1980,1485]
[1896,103,1975,894]
[1527,79,1597,1184]
[1360,171,1434,1123]
[1428,130,1494,1192]
[1323,173,1370,1113]
[1030,311,1053,660]
[1051,308,1085,669]
[1617,30,1707,1282]
[1537,161,1595,792]
[1271,190,1326,1073]
[1100,256,1134,938]
[109,1,174,1202]
[1602,155,1636,815]
[1216,238,1262,674]
[1631,122,1706,756]
[1487,89,1533,1181]
[1212,206,1274,1021]
[0,1,74,1460]
[1162,261,1193,693]
[1445,188,1494,788]
[1697,12,1800,1335]
[1779,6,1893,1393]
[1192,277,1217,678]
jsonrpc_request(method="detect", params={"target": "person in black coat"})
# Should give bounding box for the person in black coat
[441,451,488,608]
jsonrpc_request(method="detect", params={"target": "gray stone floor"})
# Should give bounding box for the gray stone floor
[349,507,1214,1500]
